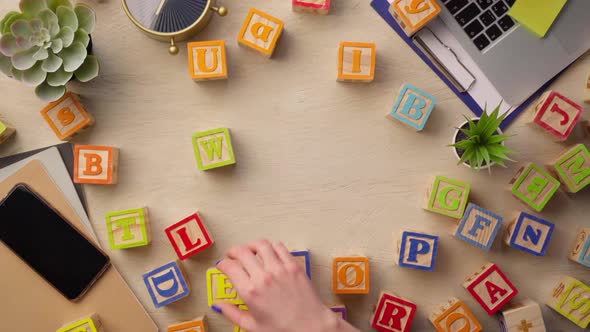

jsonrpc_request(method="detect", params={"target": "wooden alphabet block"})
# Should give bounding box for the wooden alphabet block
[454,203,503,251]
[509,163,560,212]
[187,40,227,81]
[429,297,482,332]
[583,120,590,137]
[423,176,470,219]
[41,92,95,140]
[291,250,311,279]
[237,8,284,58]
[463,262,518,315]
[388,0,441,36]
[143,261,190,308]
[73,145,119,185]
[332,256,370,294]
[292,0,330,14]
[546,276,590,328]
[192,128,236,171]
[337,41,376,82]
[393,230,438,271]
[56,313,103,332]
[206,268,244,306]
[498,300,546,332]
[0,118,16,144]
[165,213,214,260]
[529,90,582,141]
[569,227,590,268]
[329,304,347,320]
[167,316,207,332]
[504,212,554,256]
[551,144,590,193]
[371,291,417,332]
[584,72,590,105]
[233,305,249,332]
[386,83,436,131]
[105,207,150,250]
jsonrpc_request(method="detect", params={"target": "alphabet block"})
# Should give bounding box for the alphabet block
[187,40,227,81]
[73,145,119,185]
[329,304,347,320]
[237,8,284,57]
[0,118,16,144]
[233,305,249,332]
[504,212,554,256]
[584,73,590,105]
[292,0,330,14]
[509,163,560,212]
[165,213,214,260]
[393,230,438,271]
[40,92,95,140]
[388,0,441,36]
[143,261,191,308]
[584,120,590,137]
[387,83,436,131]
[206,268,244,306]
[569,227,590,268]
[454,203,503,251]
[498,300,546,332]
[337,41,376,82]
[105,207,150,250]
[529,90,582,141]
[551,144,590,193]
[371,291,417,332]
[546,276,590,328]
[423,176,470,219]
[463,262,518,315]
[332,256,370,294]
[291,250,311,279]
[167,316,207,332]
[56,313,103,332]
[192,128,236,171]
[429,297,482,332]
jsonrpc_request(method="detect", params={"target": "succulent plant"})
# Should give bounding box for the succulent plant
[0,0,99,102]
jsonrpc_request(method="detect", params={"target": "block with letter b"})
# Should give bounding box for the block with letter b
[337,41,376,82]
[167,316,207,332]
[238,8,284,58]
[463,262,518,315]
[73,145,119,185]
[143,261,191,308]
[332,256,369,294]
[393,230,438,271]
[429,297,482,332]
[41,92,95,140]
[387,83,436,131]
[388,0,441,36]
[292,0,330,14]
[423,176,470,219]
[504,212,554,256]
[498,300,546,332]
[165,213,214,260]
[509,163,559,212]
[206,268,244,306]
[530,90,583,141]
[569,227,590,268]
[105,207,150,250]
[56,313,103,332]
[371,291,417,332]
[192,128,236,171]
[551,144,590,193]
[454,203,503,251]
[187,40,227,81]
[546,276,590,328]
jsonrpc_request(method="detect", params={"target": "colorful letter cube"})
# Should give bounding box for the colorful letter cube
[393,230,438,271]
[56,314,102,332]
[143,261,190,308]
[454,203,503,251]
[504,212,554,256]
[584,73,590,105]
[292,0,330,14]
[337,41,376,82]
[551,144,590,193]
[233,305,249,332]
[165,213,214,260]
[569,227,590,268]
[423,176,470,219]
[73,145,119,185]
[167,316,207,332]
[291,250,311,279]
[371,291,417,332]
[546,276,590,328]
[429,297,482,332]
[463,262,518,315]
[41,92,95,141]
[329,304,347,320]
[387,83,436,131]
[332,256,370,294]
[192,128,236,171]
[105,207,150,250]
[187,40,227,81]
[0,117,16,144]
[237,8,284,57]
[498,300,546,332]
[388,0,441,36]
[530,90,582,141]
[206,268,244,306]
[510,163,560,212]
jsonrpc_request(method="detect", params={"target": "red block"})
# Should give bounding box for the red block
[165,213,214,260]
[371,291,417,332]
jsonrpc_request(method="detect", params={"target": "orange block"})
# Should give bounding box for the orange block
[167,316,207,332]
[430,297,482,332]
[74,145,119,185]
[40,92,95,140]
[337,42,376,82]
[388,0,441,36]
[332,256,370,294]
[238,8,284,57]
[187,40,228,81]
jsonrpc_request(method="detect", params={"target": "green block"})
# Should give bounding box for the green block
[192,128,236,171]
[106,208,150,250]
[424,176,470,219]
[554,144,590,193]
[511,164,560,212]
[0,121,6,135]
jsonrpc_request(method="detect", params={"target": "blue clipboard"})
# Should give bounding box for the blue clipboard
[371,0,558,130]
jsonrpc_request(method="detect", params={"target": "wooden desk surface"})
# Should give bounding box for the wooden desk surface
[1,0,589,330]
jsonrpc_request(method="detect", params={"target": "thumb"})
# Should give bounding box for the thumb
[212,302,256,331]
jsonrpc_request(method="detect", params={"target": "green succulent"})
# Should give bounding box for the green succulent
[0,0,99,102]
[451,103,515,172]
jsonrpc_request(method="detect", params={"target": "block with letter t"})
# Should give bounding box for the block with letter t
[546,276,590,328]
[105,207,150,250]
[165,212,214,260]
[509,163,560,212]
[454,203,503,251]
[143,260,191,308]
[504,212,554,256]
[387,83,436,131]
[192,128,236,171]
[423,176,470,219]
[393,229,438,271]
[529,90,583,141]
[463,262,518,315]
[73,145,119,185]
[371,291,417,332]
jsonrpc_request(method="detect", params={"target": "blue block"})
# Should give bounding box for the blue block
[143,261,190,308]
[455,203,503,250]
[291,250,311,279]
[508,212,555,256]
[388,83,436,131]
[398,231,439,271]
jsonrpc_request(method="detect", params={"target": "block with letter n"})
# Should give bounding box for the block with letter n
[393,230,438,271]
[509,163,559,212]
[498,300,546,332]
[546,276,590,328]
[455,203,503,251]
[192,128,236,171]
[371,291,417,332]
[73,145,119,185]
[504,212,554,256]
[337,41,376,82]
[40,92,95,141]
[56,313,103,332]
[529,90,582,141]
[387,83,436,131]
[463,262,518,315]
[569,227,590,268]
[551,144,590,193]
[187,40,227,81]
[143,261,191,308]
[388,0,441,36]
[206,268,244,306]
[423,175,470,219]
[237,8,284,58]
[332,256,370,294]
[429,297,482,332]
[165,212,214,260]
[105,207,150,250]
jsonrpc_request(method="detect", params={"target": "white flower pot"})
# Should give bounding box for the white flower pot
[451,117,505,170]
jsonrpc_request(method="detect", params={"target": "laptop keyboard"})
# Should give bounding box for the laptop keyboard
[441,0,517,51]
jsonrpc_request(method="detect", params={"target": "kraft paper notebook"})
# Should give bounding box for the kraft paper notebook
[0,160,157,331]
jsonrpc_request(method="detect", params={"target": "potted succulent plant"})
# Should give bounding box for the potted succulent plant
[450,103,515,172]
[0,0,99,102]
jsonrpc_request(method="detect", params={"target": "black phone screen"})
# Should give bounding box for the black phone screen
[0,185,109,300]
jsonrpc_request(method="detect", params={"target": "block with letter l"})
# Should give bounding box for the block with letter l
[504,212,554,256]
[143,261,191,308]
[546,276,590,328]
[463,262,518,315]
[423,175,470,219]
[550,144,590,193]
[387,83,436,131]
[73,145,119,185]
[192,128,236,171]
[165,212,214,260]
[429,297,482,332]
[371,291,417,332]
[454,203,503,251]
[569,227,590,268]
[237,8,283,58]
[509,163,559,212]
[393,229,438,271]
[105,207,150,250]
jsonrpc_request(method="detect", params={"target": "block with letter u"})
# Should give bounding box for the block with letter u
[143,261,191,308]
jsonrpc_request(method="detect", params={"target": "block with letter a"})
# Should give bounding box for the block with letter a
[504,212,554,256]
[388,0,441,36]
[429,297,482,332]
[371,291,417,332]
[332,256,370,294]
[143,261,191,308]
[423,175,470,219]
[206,268,244,306]
[393,230,438,271]
[192,128,236,171]
[546,276,590,328]
[187,40,227,81]
[551,144,590,193]
[498,300,546,332]
[454,203,503,251]
[105,207,150,250]
[463,262,518,315]
[165,213,214,260]
[73,145,119,185]
[56,313,103,332]
[569,227,590,268]
[40,92,95,140]
[509,163,559,212]
[237,8,284,58]
[337,41,376,82]
[387,83,436,131]
[529,90,582,141]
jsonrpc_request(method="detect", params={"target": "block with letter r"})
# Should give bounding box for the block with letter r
[394,230,438,271]
[423,176,470,219]
[387,83,436,131]
[371,291,417,332]
[192,128,236,171]
[455,203,503,251]
[143,261,191,308]
[504,212,554,256]
[510,163,560,212]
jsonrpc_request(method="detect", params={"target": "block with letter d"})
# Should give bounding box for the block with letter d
[423,176,470,219]
[504,212,554,256]
[192,128,236,171]
[510,163,560,212]
[393,230,438,271]
[105,207,150,250]
[238,8,284,58]
[569,227,590,268]
[371,291,417,332]
[332,256,370,294]
[165,212,214,260]
[187,40,227,81]
[73,145,119,185]
[388,0,441,36]
[429,297,482,332]
[551,144,590,193]
[454,203,503,251]
[143,261,191,308]
[56,313,103,332]
[206,268,244,306]
[463,262,518,315]
[530,90,583,141]
[387,83,436,131]
[41,92,95,141]
[337,41,376,82]
[546,276,590,328]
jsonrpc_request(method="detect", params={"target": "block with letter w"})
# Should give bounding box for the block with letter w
[192,128,236,171]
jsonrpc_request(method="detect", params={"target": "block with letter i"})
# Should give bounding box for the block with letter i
[40,92,95,140]
[73,145,119,185]
[192,128,236,171]
[550,144,590,193]
[546,276,590,328]
[332,256,369,294]
[206,268,244,306]
[167,316,207,332]
[0,117,16,144]
[291,250,311,279]
[237,8,284,58]
[187,40,227,81]
[429,297,482,332]
[292,0,330,14]
[454,203,503,251]
[337,41,376,82]
[509,163,559,212]
[504,212,554,256]
[463,262,518,315]
[56,313,103,332]
[143,260,191,308]
[371,291,417,332]
[165,212,214,260]
[393,230,438,271]
[529,90,582,141]
[387,83,436,131]
[388,0,441,36]
[569,227,590,268]
[498,300,546,332]
[423,175,470,219]
[105,207,150,250]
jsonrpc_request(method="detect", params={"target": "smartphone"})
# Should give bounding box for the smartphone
[0,184,110,301]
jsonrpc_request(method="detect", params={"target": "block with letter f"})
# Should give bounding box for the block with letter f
[193,128,236,171]
[73,145,119,184]
[455,203,503,251]
[165,213,214,260]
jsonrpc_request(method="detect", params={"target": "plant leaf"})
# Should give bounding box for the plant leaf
[0,34,19,57]
[48,0,72,12]
[22,61,47,86]
[74,4,95,34]
[20,0,48,17]
[73,28,90,47]
[59,41,86,72]
[56,25,74,48]
[11,67,24,81]
[0,53,14,77]
[35,81,66,102]
[38,9,59,37]
[47,65,72,86]
[32,46,48,60]
[11,47,38,70]
[74,54,98,82]
[51,38,63,53]
[57,5,78,31]
[10,19,32,38]
[1,11,21,34]
[42,51,62,72]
